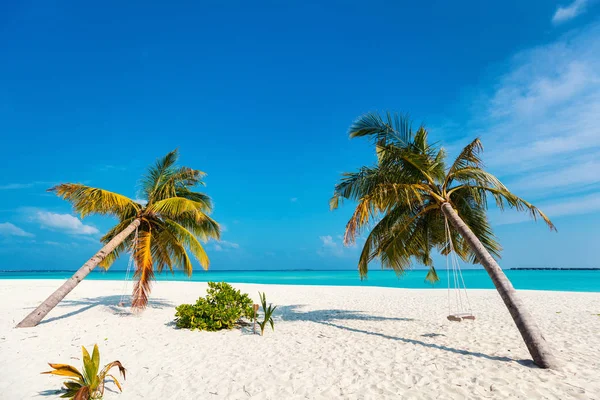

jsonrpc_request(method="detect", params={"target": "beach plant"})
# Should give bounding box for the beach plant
[331,111,559,369]
[17,150,220,328]
[174,282,253,331]
[256,292,276,336]
[42,344,125,399]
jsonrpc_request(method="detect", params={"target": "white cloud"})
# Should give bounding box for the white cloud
[318,235,340,256]
[543,192,600,217]
[317,235,358,258]
[99,165,127,172]
[320,235,335,247]
[445,23,600,209]
[552,0,589,24]
[489,61,595,119]
[220,223,228,232]
[212,240,240,252]
[0,222,34,237]
[0,181,53,190]
[0,183,34,190]
[509,159,600,195]
[134,198,148,206]
[35,211,99,235]
[290,197,298,202]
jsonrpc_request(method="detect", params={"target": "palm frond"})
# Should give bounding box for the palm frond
[333,166,389,203]
[98,240,129,270]
[132,230,154,310]
[349,111,413,146]
[174,213,221,241]
[425,266,439,284]
[151,167,207,203]
[176,187,212,212]
[329,193,341,211]
[447,167,506,191]
[431,147,447,183]
[449,185,556,231]
[100,217,136,243]
[162,219,210,271]
[354,204,433,277]
[165,235,193,276]
[343,183,428,245]
[150,230,173,273]
[443,138,484,190]
[147,197,209,219]
[377,143,440,187]
[452,194,502,261]
[49,184,139,219]
[141,149,179,203]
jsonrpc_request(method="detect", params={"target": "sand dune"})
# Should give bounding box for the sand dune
[1,280,599,399]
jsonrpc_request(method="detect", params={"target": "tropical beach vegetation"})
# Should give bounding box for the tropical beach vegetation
[174,281,254,331]
[331,112,558,369]
[257,291,277,336]
[3,1,600,397]
[42,344,126,399]
[17,150,220,328]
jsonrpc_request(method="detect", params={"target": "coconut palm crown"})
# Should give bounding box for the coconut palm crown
[330,112,555,280]
[51,149,220,309]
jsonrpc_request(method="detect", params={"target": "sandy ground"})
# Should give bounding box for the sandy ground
[1,280,599,399]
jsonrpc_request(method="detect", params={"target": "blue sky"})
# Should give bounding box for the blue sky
[1,1,599,271]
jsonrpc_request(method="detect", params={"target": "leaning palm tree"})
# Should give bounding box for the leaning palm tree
[17,150,220,328]
[331,112,558,369]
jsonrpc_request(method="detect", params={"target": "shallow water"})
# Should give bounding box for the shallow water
[1,269,598,292]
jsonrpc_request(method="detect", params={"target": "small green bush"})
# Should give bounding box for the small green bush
[174,282,253,331]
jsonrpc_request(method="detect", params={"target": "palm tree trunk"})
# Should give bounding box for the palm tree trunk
[16,218,141,328]
[441,202,558,369]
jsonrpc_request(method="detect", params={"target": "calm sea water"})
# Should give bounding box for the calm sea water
[0,269,598,292]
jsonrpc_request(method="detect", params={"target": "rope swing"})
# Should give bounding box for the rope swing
[444,216,475,322]
[118,227,138,307]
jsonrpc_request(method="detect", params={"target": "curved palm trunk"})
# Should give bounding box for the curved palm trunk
[441,203,558,369]
[16,218,141,328]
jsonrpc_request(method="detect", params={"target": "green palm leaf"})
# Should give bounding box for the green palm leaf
[333,112,555,280]
[49,184,139,219]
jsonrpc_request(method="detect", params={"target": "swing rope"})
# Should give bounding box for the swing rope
[119,227,138,306]
[444,216,473,320]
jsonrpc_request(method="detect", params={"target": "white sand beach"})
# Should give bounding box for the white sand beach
[1,280,599,399]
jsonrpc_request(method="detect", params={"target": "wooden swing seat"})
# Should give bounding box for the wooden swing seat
[447,313,476,322]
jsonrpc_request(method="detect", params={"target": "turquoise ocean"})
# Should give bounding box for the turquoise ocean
[0,269,598,292]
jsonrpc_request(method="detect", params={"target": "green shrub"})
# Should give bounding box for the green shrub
[174,282,253,331]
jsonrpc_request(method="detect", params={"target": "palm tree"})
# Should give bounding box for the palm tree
[17,150,220,328]
[331,112,559,369]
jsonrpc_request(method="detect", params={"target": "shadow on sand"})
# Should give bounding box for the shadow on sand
[279,304,414,323]
[279,304,534,367]
[38,386,119,397]
[37,389,62,397]
[36,295,173,325]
